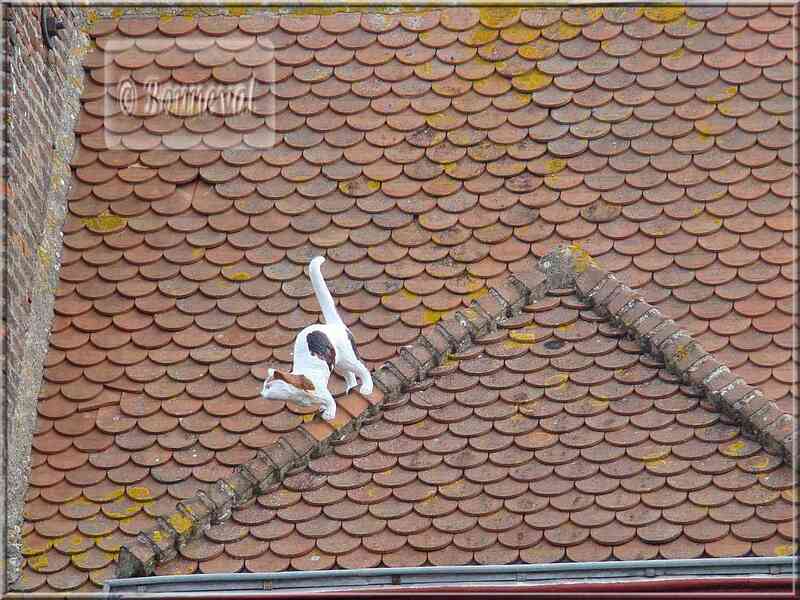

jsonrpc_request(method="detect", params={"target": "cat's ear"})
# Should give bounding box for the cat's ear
[272,369,315,391]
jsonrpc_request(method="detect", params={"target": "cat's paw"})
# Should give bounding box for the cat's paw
[344,372,357,393]
[261,369,276,396]
[359,378,373,395]
[320,401,336,422]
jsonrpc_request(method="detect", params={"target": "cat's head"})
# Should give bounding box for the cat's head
[261,368,334,409]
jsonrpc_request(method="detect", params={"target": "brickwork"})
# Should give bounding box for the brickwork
[2,5,88,588]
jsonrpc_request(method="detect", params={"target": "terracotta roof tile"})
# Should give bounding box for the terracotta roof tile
[91,282,793,579]
[16,5,799,591]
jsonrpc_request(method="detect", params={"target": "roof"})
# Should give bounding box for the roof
[13,4,798,594]
[107,247,796,581]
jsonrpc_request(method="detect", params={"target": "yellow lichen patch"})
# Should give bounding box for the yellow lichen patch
[28,555,49,570]
[546,159,567,174]
[22,538,53,556]
[747,456,771,471]
[644,457,667,469]
[282,4,425,16]
[159,13,174,23]
[36,245,52,267]
[97,534,122,552]
[479,6,521,28]
[642,448,670,461]
[467,287,488,302]
[775,544,797,557]
[467,26,498,47]
[338,181,353,194]
[227,271,253,281]
[586,7,604,21]
[509,91,531,107]
[105,504,140,519]
[502,339,533,351]
[668,47,685,60]
[443,162,457,175]
[568,242,597,273]
[64,533,87,551]
[545,372,569,387]
[99,487,125,502]
[474,74,511,95]
[721,441,746,457]
[302,413,314,423]
[696,128,711,140]
[397,288,417,300]
[462,307,480,321]
[509,327,538,343]
[127,486,152,501]
[556,323,574,332]
[512,68,552,92]
[441,480,464,495]
[426,111,460,130]
[423,308,447,325]
[82,212,127,234]
[684,17,702,31]
[543,20,581,41]
[71,550,93,568]
[169,512,194,534]
[605,5,645,22]
[615,367,631,379]
[674,344,689,362]
[111,7,125,18]
[644,5,686,23]
[591,398,609,410]
[502,22,539,44]
[448,129,477,146]
[286,6,341,16]
[151,530,163,543]
[367,179,381,191]
[519,38,557,61]
[415,62,434,78]
[438,352,458,368]
[226,5,248,17]
[708,86,738,104]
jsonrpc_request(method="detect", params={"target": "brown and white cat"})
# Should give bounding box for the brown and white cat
[260,256,373,421]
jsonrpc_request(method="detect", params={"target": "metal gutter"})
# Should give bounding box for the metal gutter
[104,556,797,596]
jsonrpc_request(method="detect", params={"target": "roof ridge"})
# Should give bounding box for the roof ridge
[115,268,548,578]
[539,244,797,472]
[116,245,797,579]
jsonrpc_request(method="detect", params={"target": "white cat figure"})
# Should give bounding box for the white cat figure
[260,256,373,421]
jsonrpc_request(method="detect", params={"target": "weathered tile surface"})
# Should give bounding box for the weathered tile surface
[159,290,798,575]
[16,5,798,593]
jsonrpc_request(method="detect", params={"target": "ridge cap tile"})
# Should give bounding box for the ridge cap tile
[540,244,797,471]
[18,7,798,592]
[114,266,547,577]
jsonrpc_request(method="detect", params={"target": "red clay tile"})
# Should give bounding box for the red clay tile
[18,6,800,590]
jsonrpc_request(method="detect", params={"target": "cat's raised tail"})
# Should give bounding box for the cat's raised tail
[309,257,342,326]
